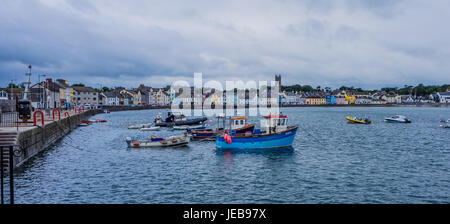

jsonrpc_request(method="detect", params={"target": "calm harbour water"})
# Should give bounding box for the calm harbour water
[10,107,450,204]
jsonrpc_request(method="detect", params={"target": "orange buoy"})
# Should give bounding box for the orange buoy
[161,141,168,145]
[172,139,178,143]
[133,142,140,147]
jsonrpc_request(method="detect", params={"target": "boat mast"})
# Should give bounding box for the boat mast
[23,65,32,100]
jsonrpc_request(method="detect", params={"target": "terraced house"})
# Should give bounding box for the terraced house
[72,86,99,106]
[120,89,142,105]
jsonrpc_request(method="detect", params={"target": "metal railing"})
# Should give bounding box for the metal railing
[0,146,14,204]
[0,112,19,130]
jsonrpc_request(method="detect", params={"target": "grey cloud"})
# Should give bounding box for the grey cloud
[0,0,449,89]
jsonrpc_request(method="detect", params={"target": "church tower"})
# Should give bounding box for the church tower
[275,74,282,92]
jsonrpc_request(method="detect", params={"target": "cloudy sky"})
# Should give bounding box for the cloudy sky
[1,0,449,89]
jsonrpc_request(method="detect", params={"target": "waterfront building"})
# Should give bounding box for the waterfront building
[30,80,62,109]
[356,97,371,104]
[0,90,7,100]
[168,87,176,105]
[101,92,120,106]
[55,79,73,108]
[0,88,24,101]
[305,96,321,105]
[120,89,142,105]
[151,88,170,106]
[401,95,416,103]
[335,95,347,104]
[72,86,99,106]
[137,84,153,105]
[437,91,450,103]
[0,88,24,112]
[282,92,299,105]
[298,96,306,105]
[382,94,401,104]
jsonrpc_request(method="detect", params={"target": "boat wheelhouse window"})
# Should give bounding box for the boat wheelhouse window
[235,120,239,126]
[281,118,286,125]
[240,120,244,125]
[277,119,281,126]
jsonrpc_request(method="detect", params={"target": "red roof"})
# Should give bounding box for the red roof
[264,114,288,119]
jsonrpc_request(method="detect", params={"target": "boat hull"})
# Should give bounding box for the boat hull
[192,124,255,140]
[216,127,298,149]
[126,136,190,148]
[155,117,208,127]
[384,118,411,123]
[346,117,373,124]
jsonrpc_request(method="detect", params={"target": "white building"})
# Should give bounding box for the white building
[437,92,450,103]
[101,92,120,106]
[0,90,8,100]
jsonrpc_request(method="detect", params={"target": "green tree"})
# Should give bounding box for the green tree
[7,83,19,89]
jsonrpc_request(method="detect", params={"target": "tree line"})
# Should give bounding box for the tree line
[281,84,450,96]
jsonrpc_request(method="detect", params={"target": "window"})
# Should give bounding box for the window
[240,120,244,125]
[281,119,286,125]
[93,98,96,101]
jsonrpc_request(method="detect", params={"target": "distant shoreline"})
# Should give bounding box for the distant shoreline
[99,103,449,112]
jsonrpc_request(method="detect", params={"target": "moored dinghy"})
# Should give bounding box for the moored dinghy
[216,114,298,149]
[140,126,161,131]
[128,123,153,129]
[126,135,191,148]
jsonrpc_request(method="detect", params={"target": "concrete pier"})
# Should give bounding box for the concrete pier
[0,109,100,170]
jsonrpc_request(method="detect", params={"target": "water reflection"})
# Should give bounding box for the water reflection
[216,147,294,156]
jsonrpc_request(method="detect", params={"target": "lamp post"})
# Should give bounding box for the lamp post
[38,74,46,109]
[10,79,16,100]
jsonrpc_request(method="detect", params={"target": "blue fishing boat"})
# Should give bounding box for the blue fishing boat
[216,114,298,149]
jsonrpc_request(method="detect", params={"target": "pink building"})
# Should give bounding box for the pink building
[335,96,347,104]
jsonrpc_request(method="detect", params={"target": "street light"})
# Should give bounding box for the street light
[38,74,46,109]
[10,79,16,100]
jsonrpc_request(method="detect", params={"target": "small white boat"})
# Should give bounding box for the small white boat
[440,119,450,128]
[140,126,161,131]
[172,124,206,130]
[128,123,153,129]
[125,135,191,148]
[384,115,411,123]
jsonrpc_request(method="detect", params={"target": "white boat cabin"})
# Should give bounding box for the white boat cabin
[262,114,289,134]
[230,116,249,130]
